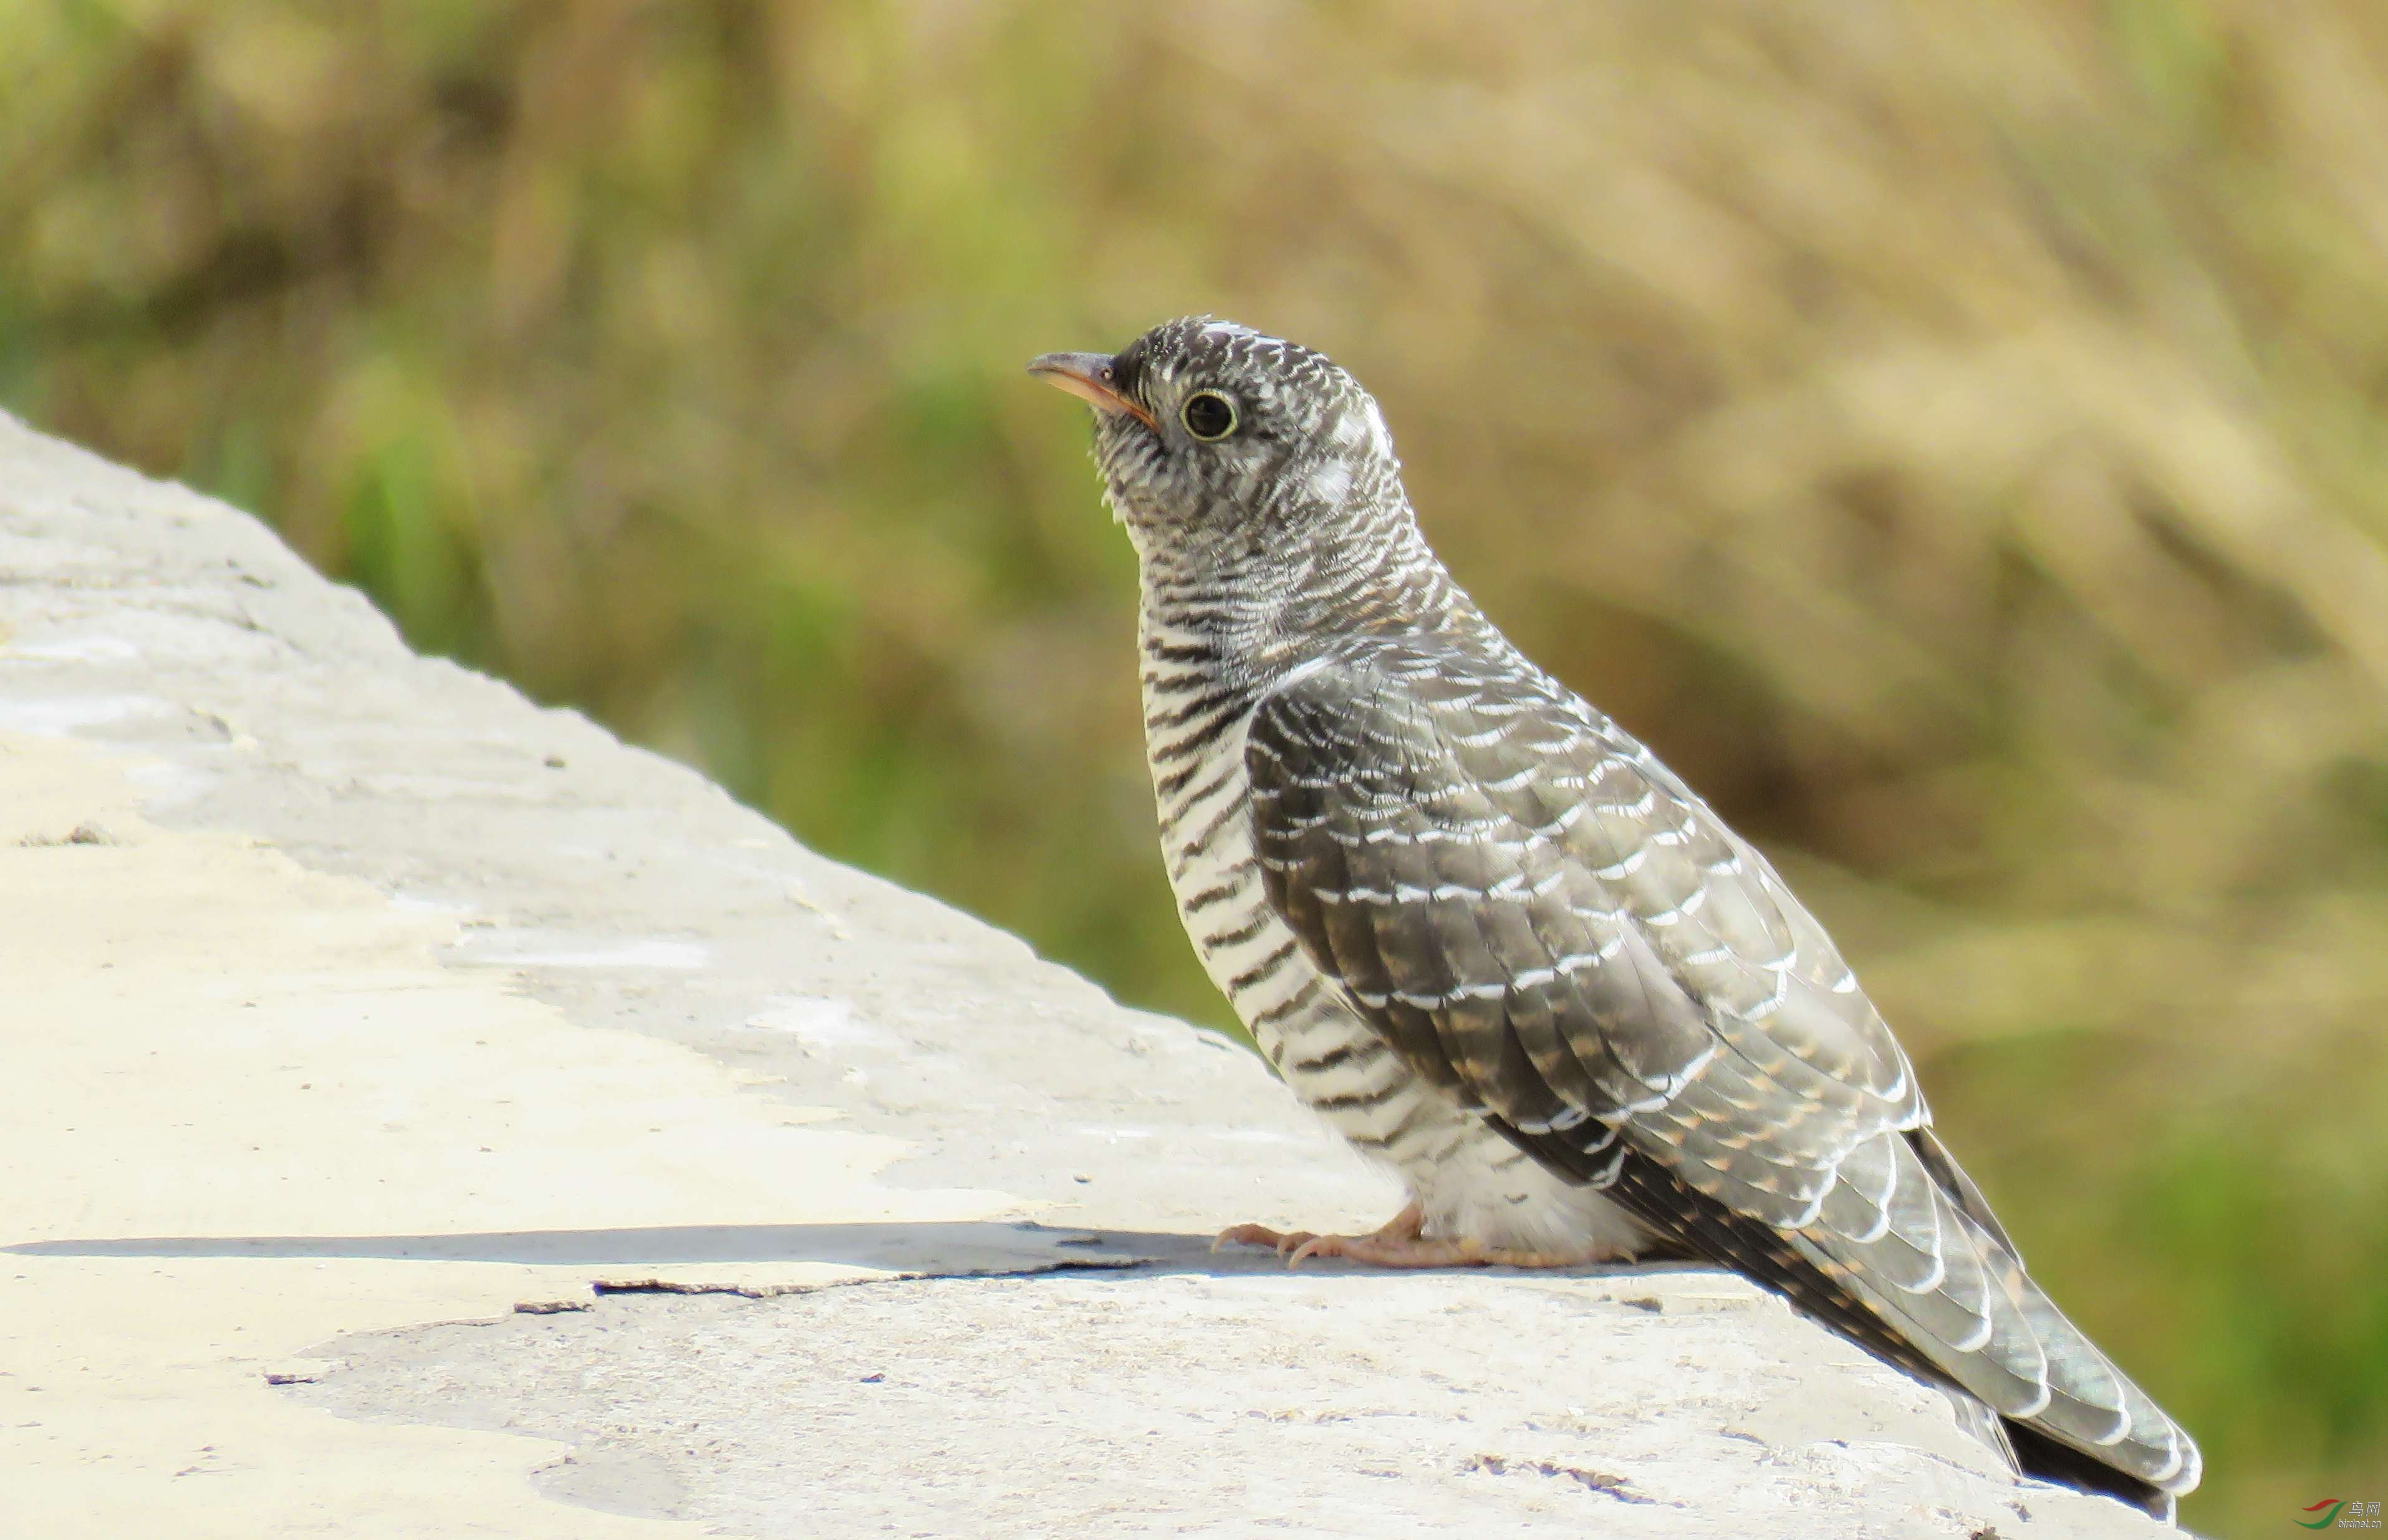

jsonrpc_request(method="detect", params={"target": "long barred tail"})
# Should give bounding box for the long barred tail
[1788,1125,2200,1517]
[1581,1125,2197,1520]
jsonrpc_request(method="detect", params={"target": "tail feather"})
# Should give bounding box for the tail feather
[1801,1129,2199,1511]
[1530,1127,2200,1518]
[2008,1420,2182,1523]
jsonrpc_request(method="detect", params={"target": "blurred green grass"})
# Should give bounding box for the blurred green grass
[4,1,2386,1529]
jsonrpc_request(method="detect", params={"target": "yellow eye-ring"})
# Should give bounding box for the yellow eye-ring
[1181,391,1237,441]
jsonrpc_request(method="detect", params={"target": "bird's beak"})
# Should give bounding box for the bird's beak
[1027,351,1157,430]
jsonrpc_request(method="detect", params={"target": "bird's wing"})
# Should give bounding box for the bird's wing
[1244,641,2195,1498]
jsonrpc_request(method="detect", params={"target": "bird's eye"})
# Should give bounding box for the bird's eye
[1181,391,1238,441]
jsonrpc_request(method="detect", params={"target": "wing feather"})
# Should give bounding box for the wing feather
[1244,641,2197,1503]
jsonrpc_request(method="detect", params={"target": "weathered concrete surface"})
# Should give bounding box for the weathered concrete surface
[0,411,2171,1538]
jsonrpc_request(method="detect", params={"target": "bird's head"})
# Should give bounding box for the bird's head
[1029,317,1408,580]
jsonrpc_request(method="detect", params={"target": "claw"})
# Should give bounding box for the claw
[1217,1201,1439,1268]
[1210,1205,1606,1271]
[1211,1221,1310,1256]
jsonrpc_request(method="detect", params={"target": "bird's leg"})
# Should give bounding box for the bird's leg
[1211,1203,1603,1269]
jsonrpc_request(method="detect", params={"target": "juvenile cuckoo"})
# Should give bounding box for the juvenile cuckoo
[1031,317,2198,1518]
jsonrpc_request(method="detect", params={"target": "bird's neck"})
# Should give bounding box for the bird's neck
[1134,504,1496,696]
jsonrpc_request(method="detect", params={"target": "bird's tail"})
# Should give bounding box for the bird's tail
[1810,1126,2200,1519]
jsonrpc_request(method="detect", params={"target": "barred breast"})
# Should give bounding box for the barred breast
[1138,617,1651,1256]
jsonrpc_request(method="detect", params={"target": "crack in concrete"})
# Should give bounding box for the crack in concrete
[1464,1451,1662,1504]
[587,1252,1150,1301]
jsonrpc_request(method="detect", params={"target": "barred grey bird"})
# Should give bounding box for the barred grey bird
[1029,316,2199,1519]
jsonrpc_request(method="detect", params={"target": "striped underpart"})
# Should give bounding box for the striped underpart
[1082,315,2196,1518]
[1137,582,1650,1259]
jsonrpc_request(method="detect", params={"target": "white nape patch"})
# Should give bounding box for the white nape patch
[743,995,888,1047]
[1364,402,1393,458]
[1304,461,1353,505]
[1200,320,1258,340]
[1332,411,1369,450]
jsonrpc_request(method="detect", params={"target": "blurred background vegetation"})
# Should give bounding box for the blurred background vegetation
[4,0,2385,1529]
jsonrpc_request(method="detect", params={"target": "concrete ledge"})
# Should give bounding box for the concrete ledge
[0,412,2169,1536]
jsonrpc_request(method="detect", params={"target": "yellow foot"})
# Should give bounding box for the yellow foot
[1210,1203,1601,1269]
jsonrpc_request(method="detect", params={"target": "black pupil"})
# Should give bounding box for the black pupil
[1185,393,1233,438]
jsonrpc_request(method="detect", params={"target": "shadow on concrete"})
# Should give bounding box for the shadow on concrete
[3,1221,1685,1284]
[4,1220,1548,1277]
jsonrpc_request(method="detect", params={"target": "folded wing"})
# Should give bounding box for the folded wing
[1244,638,2196,1503]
